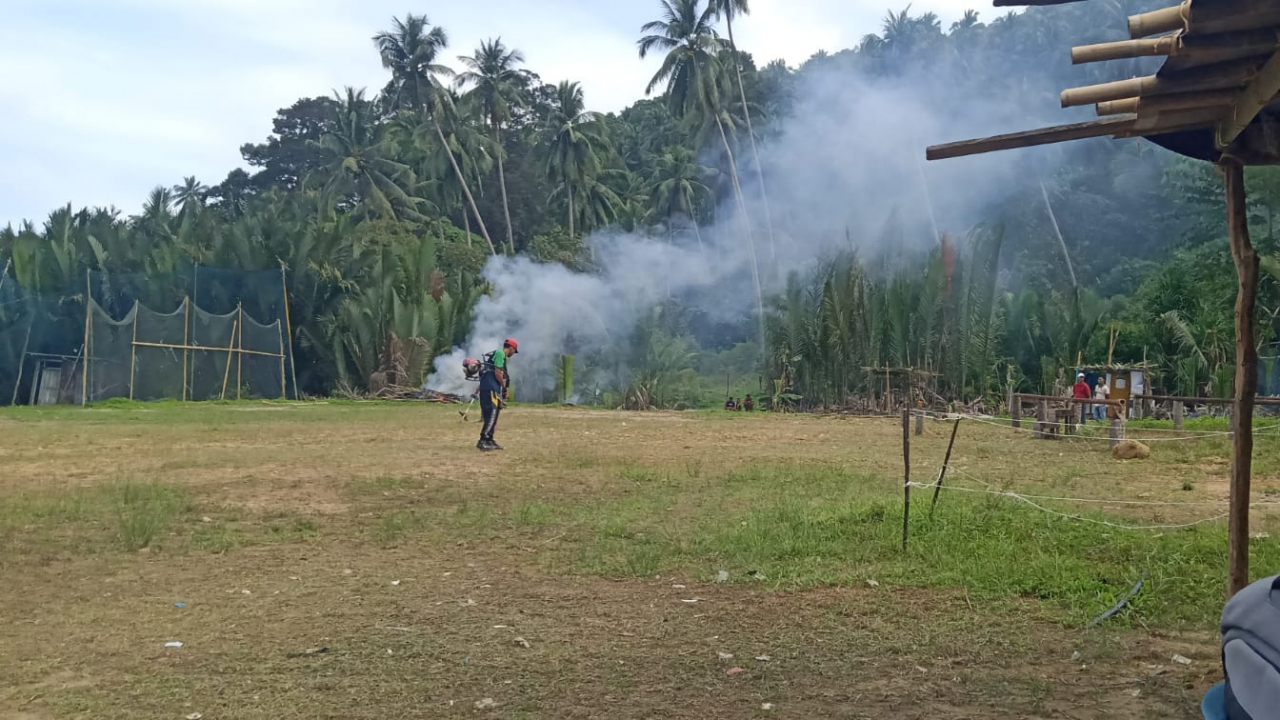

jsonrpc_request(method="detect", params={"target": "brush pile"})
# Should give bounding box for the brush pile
[419,389,467,404]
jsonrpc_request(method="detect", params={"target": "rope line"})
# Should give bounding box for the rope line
[907,482,1232,530]
[911,409,1280,442]
[940,465,1263,507]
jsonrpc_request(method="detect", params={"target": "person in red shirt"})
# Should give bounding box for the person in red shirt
[1072,372,1091,426]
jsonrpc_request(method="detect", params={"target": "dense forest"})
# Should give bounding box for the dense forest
[4,0,1280,408]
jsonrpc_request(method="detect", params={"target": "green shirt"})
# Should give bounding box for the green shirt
[491,350,507,373]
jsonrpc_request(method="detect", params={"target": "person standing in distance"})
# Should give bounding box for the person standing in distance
[478,338,518,451]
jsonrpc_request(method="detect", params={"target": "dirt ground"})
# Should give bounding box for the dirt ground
[0,402,1259,719]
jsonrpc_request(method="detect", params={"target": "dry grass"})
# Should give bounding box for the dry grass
[1,401,1273,718]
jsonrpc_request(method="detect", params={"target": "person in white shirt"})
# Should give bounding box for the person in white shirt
[1092,377,1110,421]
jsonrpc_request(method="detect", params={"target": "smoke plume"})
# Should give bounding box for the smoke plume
[426,33,1127,398]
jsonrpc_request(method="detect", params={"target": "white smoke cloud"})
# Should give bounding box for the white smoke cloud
[426,46,1096,398]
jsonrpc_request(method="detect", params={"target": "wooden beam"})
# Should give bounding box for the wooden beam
[1133,105,1229,132]
[1218,50,1280,149]
[925,116,1135,161]
[1223,158,1256,598]
[1062,59,1259,108]
[1129,2,1190,39]
[1096,89,1239,116]
[1073,36,1179,65]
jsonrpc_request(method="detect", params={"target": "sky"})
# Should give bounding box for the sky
[1,0,985,228]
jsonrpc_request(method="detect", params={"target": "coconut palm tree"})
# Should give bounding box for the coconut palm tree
[374,14,497,255]
[638,0,722,118]
[412,90,496,246]
[649,146,714,250]
[172,177,207,225]
[708,0,776,260]
[542,81,609,237]
[456,38,527,255]
[306,88,425,223]
[638,0,764,343]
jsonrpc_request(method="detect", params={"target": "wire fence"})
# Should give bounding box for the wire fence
[910,408,1280,442]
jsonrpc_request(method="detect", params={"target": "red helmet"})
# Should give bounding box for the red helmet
[504,338,519,354]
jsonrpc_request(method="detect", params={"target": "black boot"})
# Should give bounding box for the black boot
[477,438,493,451]
[489,439,504,450]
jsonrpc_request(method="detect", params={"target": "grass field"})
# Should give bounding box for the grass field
[4,401,1280,719]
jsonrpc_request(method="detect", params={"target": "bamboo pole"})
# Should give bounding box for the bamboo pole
[236,303,243,401]
[901,408,911,552]
[128,300,139,401]
[930,417,962,518]
[277,322,286,399]
[10,313,34,405]
[280,262,299,400]
[81,270,91,406]
[1128,2,1190,38]
[1224,158,1257,598]
[220,318,239,401]
[182,297,190,402]
[1072,35,1179,65]
[128,340,282,358]
[1134,393,1280,406]
[1061,60,1259,108]
[1013,392,1124,405]
[1096,90,1240,117]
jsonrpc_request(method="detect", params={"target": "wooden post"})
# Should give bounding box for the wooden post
[886,367,892,412]
[1109,418,1122,449]
[1035,400,1048,439]
[1225,159,1257,598]
[280,262,299,400]
[915,401,924,436]
[277,322,287,399]
[128,300,139,401]
[1173,400,1185,429]
[1012,396,1022,428]
[931,417,962,517]
[10,313,35,406]
[182,297,190,402]
[236,303,244,401]
[220,318,239,401]
[80,270,92,406]
[902,408,911,552]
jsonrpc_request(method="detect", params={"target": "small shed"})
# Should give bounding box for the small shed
[1079,363,1151,416]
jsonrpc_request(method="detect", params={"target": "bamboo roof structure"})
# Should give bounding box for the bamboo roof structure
[927,0,1280,165]
[924,0,1278,597]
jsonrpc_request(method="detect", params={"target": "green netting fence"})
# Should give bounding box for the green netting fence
[86,298,287,403]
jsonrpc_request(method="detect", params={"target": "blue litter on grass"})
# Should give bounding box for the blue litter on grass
[174,602,187,608]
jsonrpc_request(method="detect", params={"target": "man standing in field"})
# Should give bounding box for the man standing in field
[1093,375,1110,421]
[1072,372,1091,426]
[478,338,518,451]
